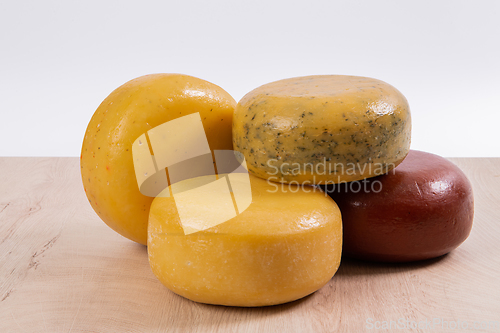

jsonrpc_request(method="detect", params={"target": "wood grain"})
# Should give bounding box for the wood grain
[0,157,499,333]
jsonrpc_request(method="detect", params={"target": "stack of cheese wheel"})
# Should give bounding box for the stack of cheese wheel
[81,74,473,307]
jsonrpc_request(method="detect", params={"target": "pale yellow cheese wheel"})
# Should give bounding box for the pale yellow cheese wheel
[148,174,342,307]
[233,75,411,184]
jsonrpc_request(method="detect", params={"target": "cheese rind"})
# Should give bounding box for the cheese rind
[325,150,474,262]
[81,74,235,245]
[147,174,342,307]
[233,75,411,184]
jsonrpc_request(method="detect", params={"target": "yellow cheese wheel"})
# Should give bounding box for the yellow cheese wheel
[148,174,342,307]
[233,75,411,184]
[81,74,235,245]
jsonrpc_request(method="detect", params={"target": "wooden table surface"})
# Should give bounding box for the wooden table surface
[0,157,499,333]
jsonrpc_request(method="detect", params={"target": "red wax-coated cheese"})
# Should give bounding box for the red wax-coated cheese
[325,150,474,262]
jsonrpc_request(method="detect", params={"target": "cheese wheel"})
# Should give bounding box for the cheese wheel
[148,174,342,307]
[81,74,235,245]
[233,75,411,184]
[325,150,474,262]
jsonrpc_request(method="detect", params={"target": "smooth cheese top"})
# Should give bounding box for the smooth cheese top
[241,75,404,101]
[148,173,341,238]
[233,75,411,183]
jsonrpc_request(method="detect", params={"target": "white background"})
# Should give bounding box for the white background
[0,0,499,157]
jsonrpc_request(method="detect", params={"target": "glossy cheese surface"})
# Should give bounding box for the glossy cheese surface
[233,75,411,184]
[148,174,342,307]
[326,150,474,262]
[81,74,235,245]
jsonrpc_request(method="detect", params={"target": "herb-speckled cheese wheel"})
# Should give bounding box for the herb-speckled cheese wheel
[233,75,411,184]
[148,174,342,307]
